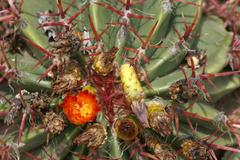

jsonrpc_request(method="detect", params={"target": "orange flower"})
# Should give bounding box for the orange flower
[61,90,100,125]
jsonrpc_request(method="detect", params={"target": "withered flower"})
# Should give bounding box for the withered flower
[92,47,118,76]
[169,79,198,103]
[52,62,81,95]
[43,111,65,134]
[146,136,177,160]
[114,116,139,141]
[181,138,210,160]
[74,123,107,148]
[147,100,173,137]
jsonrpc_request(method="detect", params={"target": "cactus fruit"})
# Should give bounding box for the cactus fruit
[0,0,240,159]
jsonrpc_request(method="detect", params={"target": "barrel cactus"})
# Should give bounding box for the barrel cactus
[1,0,240,159]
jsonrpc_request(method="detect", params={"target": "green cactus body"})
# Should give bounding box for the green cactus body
[1,0,240,159]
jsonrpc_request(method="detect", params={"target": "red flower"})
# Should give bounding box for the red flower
[61,90,100,125]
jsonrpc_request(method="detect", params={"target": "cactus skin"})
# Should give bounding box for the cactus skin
[0,0,240,160]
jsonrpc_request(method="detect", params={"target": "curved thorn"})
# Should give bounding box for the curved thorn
[1,45,11,68]
[32,55,49,71]
[88,15,100,41]
[18,112,27,144]
[125,0,131,10]
[81,45,97,51]
[190,56,196,78]
[0,14,15,22]
[142,20,159,48]
[127,25,145,44]
[21,36,53,57]
[38,63,56,82]
[63,0,77,14]
[67,3,90,24]
[124,47,138,53]
[127,13,154,20]
[41,21,66,27]
[195,80,212,101]
[94,2,124,16]
[57,0,65,19]
[199,70,240,80]
[209,143,240,153]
